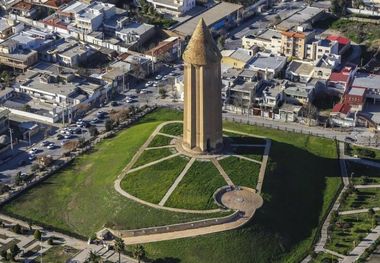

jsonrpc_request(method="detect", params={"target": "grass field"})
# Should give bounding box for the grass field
[232,145,264,161]
[0,109,219,237]
[326,213,378,255]
[132,148,174,168]
[347,161,380,185]
[224,131,266,145]
[165,160,227,210]
[122,156,189,204]
[346,144,380,163]
[340,188,380,211]
[160,123,183,136]
[144,121,342,263]
[330,18,380,44]
[310,252,338,263]
[219,156,260,188]
[1,109,342,263]
[148,135,173,147]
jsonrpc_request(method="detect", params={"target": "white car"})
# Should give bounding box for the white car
[47,143,55,149]
[155,75,162,80]
[145,82,152,87]
[64,134,71,139]
[28,148,37,154]
[28,154,36,161]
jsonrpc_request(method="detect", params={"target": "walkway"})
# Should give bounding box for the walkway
[342,225,380,263]
[355,184,380,189]
[211,158,234,186]
[339,207,380,216]
[158,157,196,206]
[257,139,271,194]
[343,153,380,169]
[314,142,349,253]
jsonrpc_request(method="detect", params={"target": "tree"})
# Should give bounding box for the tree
[34,229,42,241]
[105,119,113,132]
[217,36,225,50]
[132,245,146,263]
[63,140,80,152]
[89,126,99,137]
[159,87,167,99]
[9,244,20,260]
[0,250,7,260]
[368,208,376,227]
[114,237,125,263]
[86,251,102,263]
[12,224,22,234]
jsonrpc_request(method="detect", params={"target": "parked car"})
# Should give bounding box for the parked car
[28,154,36,161]
[28,148,38,155]
[40,141,50,147]
[56,134,64,140]
[47,143,55,149]
[111,101,118,107]
[155,75,162,80]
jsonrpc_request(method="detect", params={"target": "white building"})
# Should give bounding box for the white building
[147,0,196,16]
[305,38,340,61]
[242,29,282,54]
[74,2,115,32]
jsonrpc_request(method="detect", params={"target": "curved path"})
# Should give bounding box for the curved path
[114,188,263,245]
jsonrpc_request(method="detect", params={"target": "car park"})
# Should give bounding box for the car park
[40,141,50,147]
[47,143,55,149]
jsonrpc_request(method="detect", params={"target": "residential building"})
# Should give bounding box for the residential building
[305,38,340,61]
[280,30,314,59]
[285,60,314,83]
[284,82,315,105]
[0,39,38,70]
[226,80,264,113]
[327,65,357,93]
[146,0,196,16]
[326,35,351,55]
[242,29,282,54]
[146,36,183,62]
[0,108,10,135]
[221,48,256,70]
[115,23,155,48]
[74,2,116,32]
[330,103,355,127]
[279,104,302,122]
[11,1,40,19]
[342,87,366,110]
[351,72,380,103]
[248,52,287,80]
[0,18,14,40]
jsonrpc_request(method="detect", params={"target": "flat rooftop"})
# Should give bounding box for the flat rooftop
[249,53,286,70]
[277,6,323,31]
[287,60,314,76]
[173,2,242,36]
[348,87,366,96]
[352,73,380,90]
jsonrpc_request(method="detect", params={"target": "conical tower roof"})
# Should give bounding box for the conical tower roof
[182,18,221,66]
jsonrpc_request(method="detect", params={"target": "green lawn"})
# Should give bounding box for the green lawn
[1,109,342,263]
[224,131,266,145]
[121,156,189,204]
[326,213,378,255]
[219,156,260,188]
[346,144,380,163]
[132,148,174,168]
[144,121,342,263]
[232,145,264,161]
[347,161,380,185]
[148,135,173,147]
[34,245,79,263]
[160,123,183,136]
[0,109,219,237]
[165,160,227,210]
[340,188,380,211]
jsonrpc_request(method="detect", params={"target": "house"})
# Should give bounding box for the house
[0,18,14,40]
[342,87,366,111]
[74,2,116,32]
[101,61,132,92]
[221,48,256,69]
[330,103,355,127]
[115,23,155,48]
[286,60,314,83]
[327,65,357,93]
[11,1,40,19]
[351,72,380,103]
[146,36,183,62]
[226,80,264,113]
[305,38,340,61]
[0,39,38,70]
[284,82,315,105]
[313,54,340,80]
[248,52,287,80]
[222,68,242,88]
[146,0,196,16]
[242,29,282,54]
[0,108,10,134]
[279,104,302,122]
[326,35,351,55]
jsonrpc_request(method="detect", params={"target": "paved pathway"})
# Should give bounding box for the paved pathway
[339,207,380,216]
[159,157,196,206]
[157,132,180,139]
[342,225,380,263]
[126,153,180,174]
[324,248,346,258]
[211,158,234,186]
[145,145,176,150]
[257,139,271,194]
[355,184,380,189]
[314,142,350,253]
[233,154,262,164]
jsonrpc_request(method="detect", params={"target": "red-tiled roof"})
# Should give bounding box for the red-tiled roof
[332,103,351,114]
[329,66,353,82]
[326,35,350,45]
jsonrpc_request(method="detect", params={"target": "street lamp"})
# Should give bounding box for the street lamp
[8,128,13,152]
